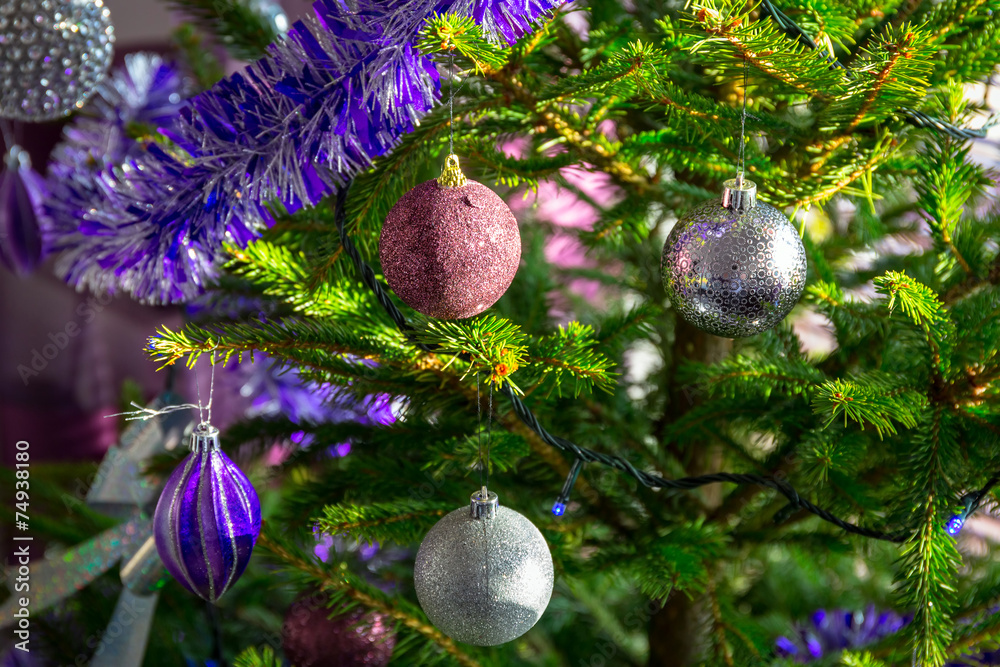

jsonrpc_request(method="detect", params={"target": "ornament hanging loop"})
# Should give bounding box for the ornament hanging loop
[736,55,749,184]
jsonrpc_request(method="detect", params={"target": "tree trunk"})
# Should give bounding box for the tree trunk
[647,318,732,666]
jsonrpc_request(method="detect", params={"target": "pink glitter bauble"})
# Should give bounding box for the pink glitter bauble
[282,590,396,667]
[379,179,521,319]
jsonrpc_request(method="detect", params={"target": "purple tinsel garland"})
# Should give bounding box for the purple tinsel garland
[51,0,559,304]
[46,53,191,298]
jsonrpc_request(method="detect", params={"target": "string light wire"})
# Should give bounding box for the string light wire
[331,187,1000,544]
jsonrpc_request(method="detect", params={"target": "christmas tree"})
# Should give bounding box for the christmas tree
[3,0,1000,666]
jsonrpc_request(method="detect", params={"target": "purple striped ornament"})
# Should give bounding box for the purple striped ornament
[153,424,261,602]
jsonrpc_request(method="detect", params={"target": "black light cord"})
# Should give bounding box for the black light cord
[757,0,988,141]
[327,186,1000,544]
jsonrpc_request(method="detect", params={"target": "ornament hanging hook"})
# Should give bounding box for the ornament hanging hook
[438,51,468,188]
[449,50,456,157]
[737,55,748,185]
[106,345,220,428]
[477,373,485,499]
[722,57,757,211]
[473,372,494,505]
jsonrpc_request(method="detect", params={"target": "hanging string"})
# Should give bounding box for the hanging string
[207,353,216,425]
[332,185,939,543]
[194,351,217,426]
[737,56,748,183]
[486,382,493,494]
[196,357,206,425]
[107,351,217,424]
[477,373,485,498]
[448,50,456,156]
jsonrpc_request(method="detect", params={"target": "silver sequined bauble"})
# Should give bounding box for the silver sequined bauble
[0,0,115,121]
[414,491,554,646]
[660,178,807,338]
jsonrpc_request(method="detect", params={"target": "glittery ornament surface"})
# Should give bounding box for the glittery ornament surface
[153,425,260,602]
[0,0,115,121]
[660,198,807,338]
[282,590,397,667]
[379,179,520,320]
[413,497,553,646]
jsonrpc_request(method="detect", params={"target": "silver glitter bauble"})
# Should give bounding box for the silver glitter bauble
[660,178,807,338]
[414,491,554,646]
[0,0,115,122]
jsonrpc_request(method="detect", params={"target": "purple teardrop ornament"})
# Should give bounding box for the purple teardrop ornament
[0,145,47,275]
[153,424,261,602]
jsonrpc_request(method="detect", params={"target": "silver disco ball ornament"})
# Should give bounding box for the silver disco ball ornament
[0,0,115,122]
[414,490,554,646]
[660,177,807,338]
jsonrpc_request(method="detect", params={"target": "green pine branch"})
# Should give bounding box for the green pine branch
[812,377,925,438]
[681,354,825,401]
[894,496,961,667]
[819,25,934,133]
[684,0,848,97]
[874,270,955,375]
[414,315,529,392]
[418,13,510,71]
[523,322,618,397]
[233,646,282,667]
[166,0,280,62]
[315,500,454,545]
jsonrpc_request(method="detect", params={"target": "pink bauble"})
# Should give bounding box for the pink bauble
[379,179,521,319]
[282,590,396,667]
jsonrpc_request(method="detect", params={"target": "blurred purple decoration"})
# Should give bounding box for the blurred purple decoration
[776,607,1000,665]
[0,643,49,667]
[314,527,335,561]
[229,353,396,430]
[46,53,191,298]
[282,589,397,667]
[153,424,261,602]
[775,606,908,662]
[56,0,558,304]
[0,145,48,275]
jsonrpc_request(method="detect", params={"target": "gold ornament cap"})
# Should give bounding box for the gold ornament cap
[437,153,468,188]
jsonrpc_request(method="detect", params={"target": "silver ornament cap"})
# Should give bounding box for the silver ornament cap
[721,175,757,211]
[660,180,807,338]
[414,491,554,646]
